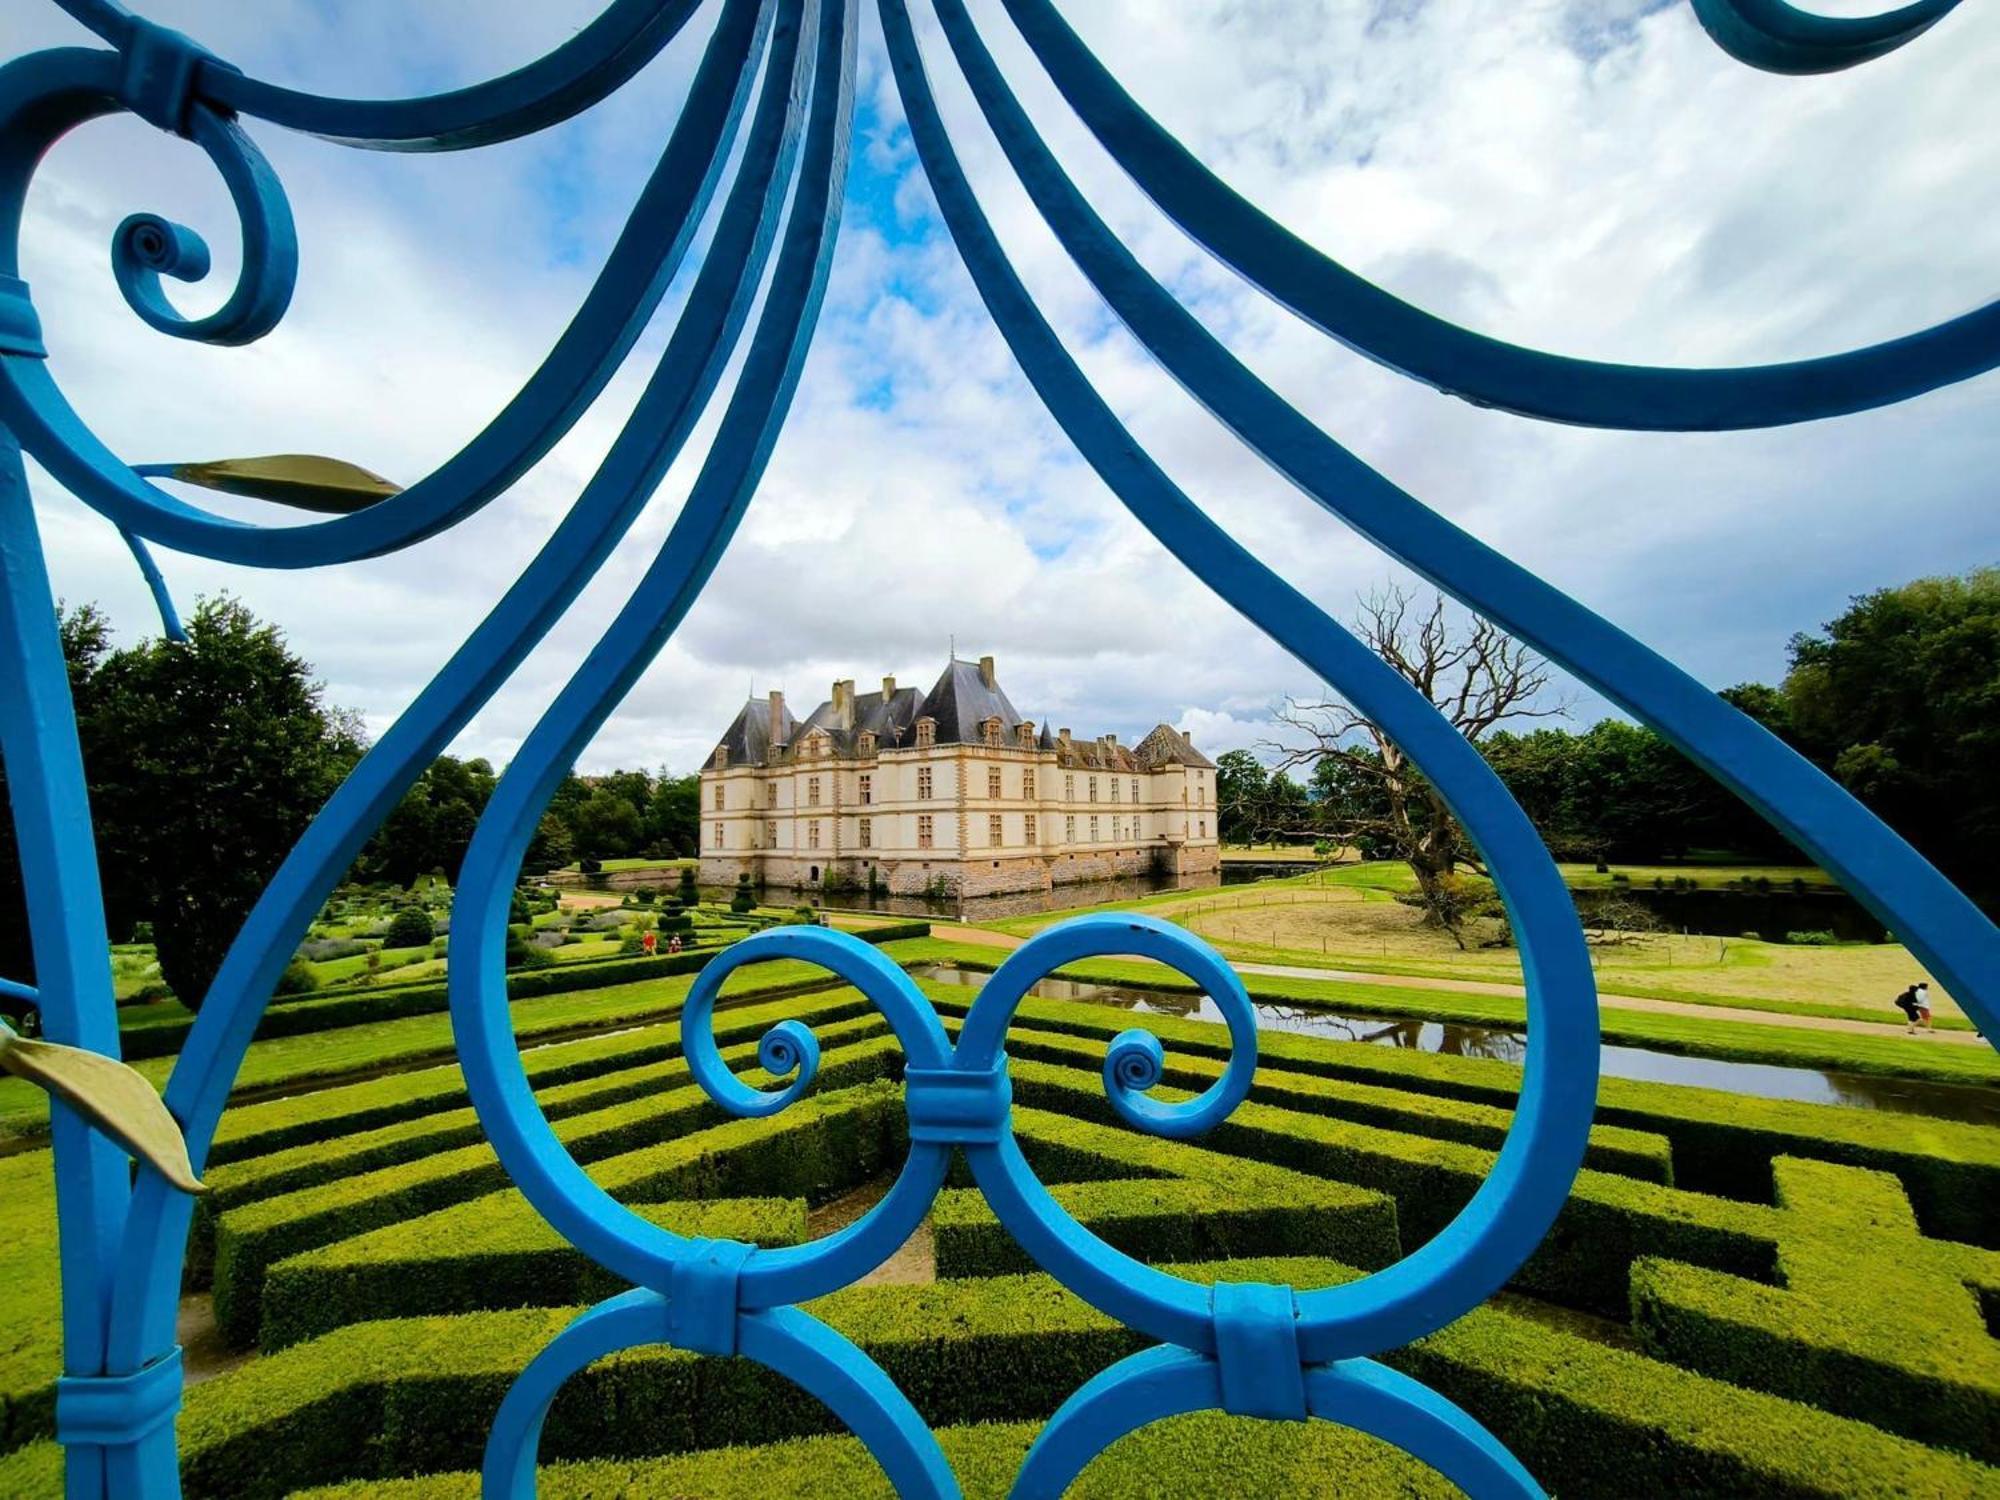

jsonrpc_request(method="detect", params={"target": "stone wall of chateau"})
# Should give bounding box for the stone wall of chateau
[705,837,1213,899]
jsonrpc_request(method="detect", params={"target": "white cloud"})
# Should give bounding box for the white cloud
[6,0,1996,782]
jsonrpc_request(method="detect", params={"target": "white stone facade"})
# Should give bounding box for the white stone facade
[697,657,1218,897]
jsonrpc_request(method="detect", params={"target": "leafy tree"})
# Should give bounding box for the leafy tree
[1271,589,1560,945]
[648,772,702,857]
[569,787,644,860]
[77,597,362,1007]
[1778,568,1999,902]
[359,754,496,887]
[1213,750,1269,844]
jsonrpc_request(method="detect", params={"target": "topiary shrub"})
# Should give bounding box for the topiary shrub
[731,875,756,915]
[274,959,320,997]
[385,908,437,950]
[677,865,698,904]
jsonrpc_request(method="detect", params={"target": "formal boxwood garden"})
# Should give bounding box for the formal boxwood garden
[2,950,1996,1497]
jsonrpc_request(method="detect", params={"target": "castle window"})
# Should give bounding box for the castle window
[916,719,935,749]
[983,718,1002,747]
[1065,815,1075,842]
[1089,777,1098,802]
[1131,778,1140,802]
[988,814,1003,846]
[918,814,934,849]
[1110,778,1120,803]
[713,783,725,811]
[1198,819,1206,838]
[1064,774,1074,802]
[918,767,934,800]
[987,766,1002,799]
[1090,815,1100,842]
[859,773,872,806]
[713,822,725,847]
[1024,813,1037,842]
[765,780,777,809]
[766,820,777,847]
[808,821,820,849]
[859,817,872,849]
[1022,768,1035,799]
[858,730,876,756]
[808,776,821,807]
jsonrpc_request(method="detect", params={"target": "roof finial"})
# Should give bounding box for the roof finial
[949,631,956,662]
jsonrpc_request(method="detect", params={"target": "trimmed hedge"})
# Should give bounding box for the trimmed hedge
[939,1006,1673,1184]
[206,988,881,1165]
[258,1085,903,1350]
[116,946,739,1062]
[200,1011,891,1215]
[209,1039,904,1345]
[290,1416,1455,1499]
[0,1151,57,1455]
[920,982,2000,1247]
[848,920,933,945]
[934,1105,1398,1279]
[1000,1054,1777,1320]
[0,955,849,1140]
[1632,1156,2000,1463]
[135,1257,2000,1498]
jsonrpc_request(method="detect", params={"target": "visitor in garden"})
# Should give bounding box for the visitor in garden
[1893,981,1932,1032]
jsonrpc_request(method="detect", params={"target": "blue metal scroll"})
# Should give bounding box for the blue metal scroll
[0,2,1992,1498]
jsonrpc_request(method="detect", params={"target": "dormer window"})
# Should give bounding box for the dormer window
[982,716,1003,748]
[915,718,936,749]
[858,730,877,756]
[712,746,728,770]
[1018,721,1036,748]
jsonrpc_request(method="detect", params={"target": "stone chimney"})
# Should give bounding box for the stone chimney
[882,675,897,699]
[1105,732,1117,746]
[767,690,785,749]
[1059,728,1071,746]
[831,678,855,729]
[978,654,996,690]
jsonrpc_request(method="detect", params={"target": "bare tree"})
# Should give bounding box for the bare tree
[1261,588,1565,947]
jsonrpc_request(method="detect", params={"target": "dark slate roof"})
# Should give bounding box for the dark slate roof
[795,686,924,756]
[1133,723,1215,770]
[714,697,796,767]
[915,659,1026,745]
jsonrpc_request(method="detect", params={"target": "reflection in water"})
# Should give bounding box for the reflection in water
[718,869,1222,924]
[919,967,2000,1128]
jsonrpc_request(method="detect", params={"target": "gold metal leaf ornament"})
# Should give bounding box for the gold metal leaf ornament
[141,454,403,514]
[0,1021,206,1194]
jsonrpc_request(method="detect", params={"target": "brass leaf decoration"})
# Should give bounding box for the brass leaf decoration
[144,454,403,515]
[0,1022,206,1194]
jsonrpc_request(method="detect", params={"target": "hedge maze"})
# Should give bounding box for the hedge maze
[2,950,1998,1497]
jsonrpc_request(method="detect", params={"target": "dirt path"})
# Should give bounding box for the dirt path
[935,923,1985,1045]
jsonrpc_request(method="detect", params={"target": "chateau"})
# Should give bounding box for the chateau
[698,656,1219,898]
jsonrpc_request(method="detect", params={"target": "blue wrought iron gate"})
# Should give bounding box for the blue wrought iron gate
[0,0,1991,1495]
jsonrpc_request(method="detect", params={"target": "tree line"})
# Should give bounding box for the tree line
[0,596,703,1009]
[1216,568,1999,933]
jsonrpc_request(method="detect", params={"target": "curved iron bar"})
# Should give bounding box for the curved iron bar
[915,0,2000,1036]
[103,0,804,1400]
[0,3,765,567]
[0,3,1991,1498]
[113,527,181,642]
[1688,0,1962,73]
[991,0,1996,431]
[54,0,708,152]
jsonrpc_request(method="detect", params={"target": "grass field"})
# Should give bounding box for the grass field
[969,865,1964,1025]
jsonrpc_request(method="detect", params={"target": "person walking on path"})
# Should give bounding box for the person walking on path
[1893,981,1933,1033]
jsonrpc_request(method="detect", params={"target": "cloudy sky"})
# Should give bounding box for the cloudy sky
[6,0,1996,774]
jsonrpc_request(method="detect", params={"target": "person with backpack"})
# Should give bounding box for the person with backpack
[1893,981,1933,1033]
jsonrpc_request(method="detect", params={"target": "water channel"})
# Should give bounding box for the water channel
[917,966,2000,1128]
